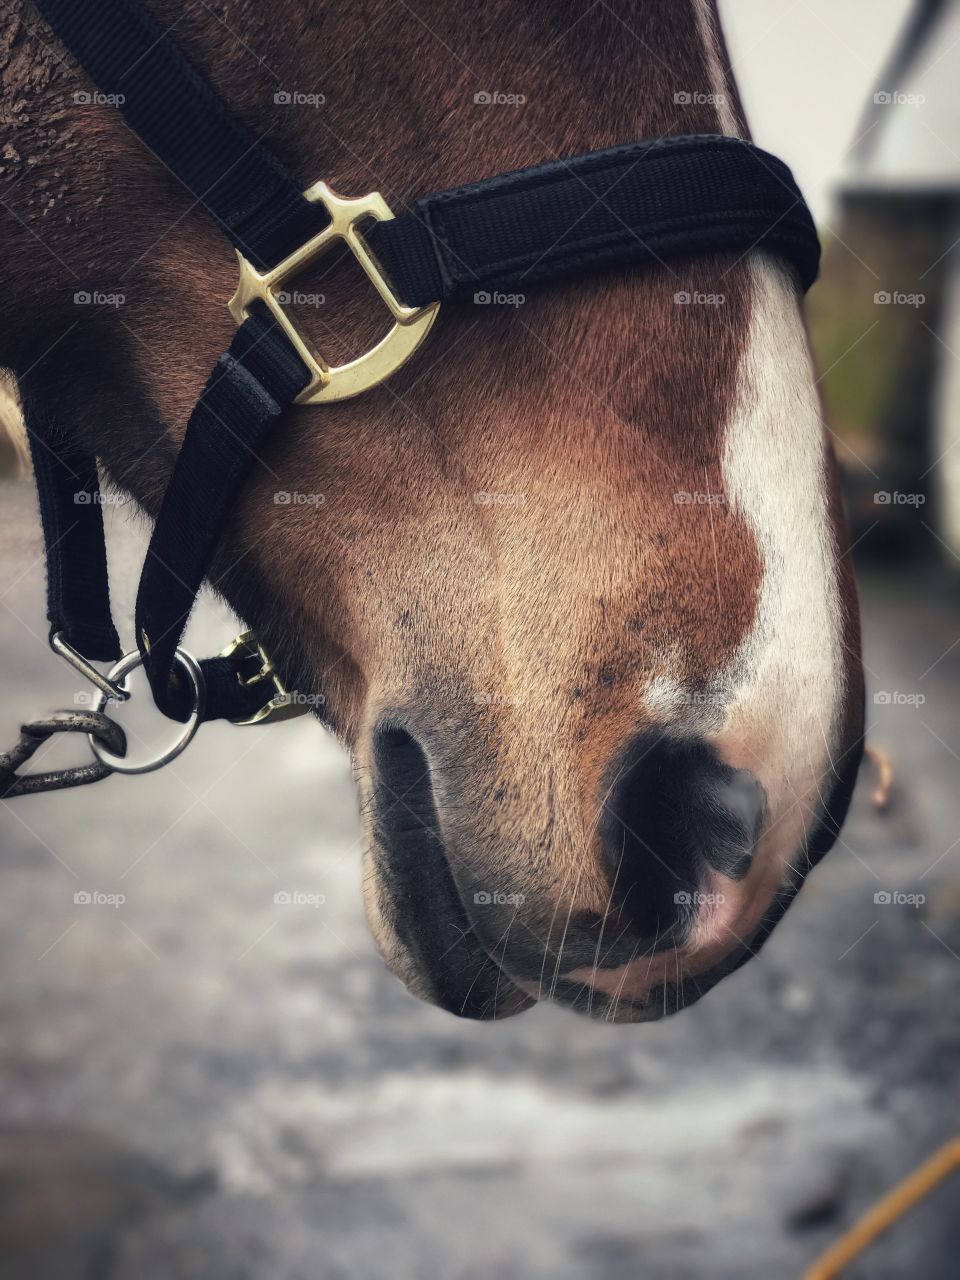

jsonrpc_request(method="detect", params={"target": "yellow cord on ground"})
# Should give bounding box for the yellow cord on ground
[804,1138,960,1279]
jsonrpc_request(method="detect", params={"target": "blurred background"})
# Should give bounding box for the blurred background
[0,1,958,1277]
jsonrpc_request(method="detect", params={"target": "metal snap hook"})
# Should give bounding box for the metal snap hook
[88,648,206,775]
[50,631,130,702]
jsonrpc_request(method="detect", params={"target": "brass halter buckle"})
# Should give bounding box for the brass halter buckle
[218,630,311,726]
[228,183,439,404]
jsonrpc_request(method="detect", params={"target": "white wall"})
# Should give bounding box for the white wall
[719,0,914,220]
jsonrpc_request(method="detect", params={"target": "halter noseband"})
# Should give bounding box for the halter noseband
[3,0,820,795]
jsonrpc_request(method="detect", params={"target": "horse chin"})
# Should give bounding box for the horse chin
[361,830,799,1025]
[527,976,716,1024]
[363,857,767,1025]
[363,848,804,1024]
[532,900,792,1024]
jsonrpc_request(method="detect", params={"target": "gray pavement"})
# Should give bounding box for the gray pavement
[0,476,957,1279]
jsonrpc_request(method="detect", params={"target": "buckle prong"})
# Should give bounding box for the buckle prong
[228,183,439,403]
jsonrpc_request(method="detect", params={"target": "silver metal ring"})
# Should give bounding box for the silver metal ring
[88,648,206,775]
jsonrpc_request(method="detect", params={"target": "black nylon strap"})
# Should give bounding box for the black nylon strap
[35,0,819,302]
[33,0,327,271]
[135,314,309,720]
[21,332,300,724]
[23,398,121,662]
[368,135,820,305]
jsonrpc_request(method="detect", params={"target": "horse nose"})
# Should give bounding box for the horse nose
[598,734,767,943]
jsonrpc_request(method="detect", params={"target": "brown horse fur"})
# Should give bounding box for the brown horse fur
[1,1,863,1020]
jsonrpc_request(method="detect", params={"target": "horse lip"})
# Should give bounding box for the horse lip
[370,846,535,1020]
[538,879,803,1022]
[368,722,535,1020]
[537,948,742,1022]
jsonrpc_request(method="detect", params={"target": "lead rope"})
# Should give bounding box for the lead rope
[0,711,126,799]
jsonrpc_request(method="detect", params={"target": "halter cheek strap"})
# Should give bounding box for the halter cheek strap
[9,0,820,790]
[133,316,310,722]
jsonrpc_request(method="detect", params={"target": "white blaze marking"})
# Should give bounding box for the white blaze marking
[589,12,848,1003]
[718,255,844,863]
[585,258,847,1003]
[692,0,742,138]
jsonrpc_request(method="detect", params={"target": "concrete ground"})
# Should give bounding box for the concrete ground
[0,476,957,1280]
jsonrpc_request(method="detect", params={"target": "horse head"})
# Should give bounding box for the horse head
[2,0,863,1019]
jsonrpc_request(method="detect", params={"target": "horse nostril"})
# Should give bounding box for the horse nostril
[599,734,767,942]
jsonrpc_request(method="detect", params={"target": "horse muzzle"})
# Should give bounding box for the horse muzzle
[358,719,853,1023]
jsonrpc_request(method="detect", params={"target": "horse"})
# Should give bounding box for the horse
[0,0,864,1020]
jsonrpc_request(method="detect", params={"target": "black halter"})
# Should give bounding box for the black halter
[10,0,820,789]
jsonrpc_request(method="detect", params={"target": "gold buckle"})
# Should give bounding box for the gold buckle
[228,183,439,403]
[219,630,312,726]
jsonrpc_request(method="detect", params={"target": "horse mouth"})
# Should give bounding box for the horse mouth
[542,893,796,1023]
[367,794,758,1020]
[363,725,814,1024]
[366,725,535,1021]
[368,850,535,1021]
